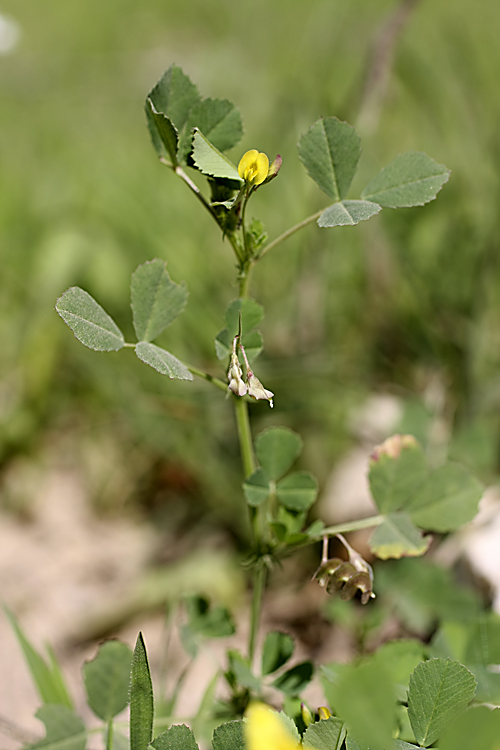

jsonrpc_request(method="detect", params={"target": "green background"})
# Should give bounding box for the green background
[2,0,500,527]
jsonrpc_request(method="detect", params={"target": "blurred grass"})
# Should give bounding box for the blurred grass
[2,0,500,526]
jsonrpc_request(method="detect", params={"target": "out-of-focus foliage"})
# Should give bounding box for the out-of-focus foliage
[2,0,500,522]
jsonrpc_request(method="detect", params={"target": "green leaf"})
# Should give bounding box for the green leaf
[5,607,72,708]
[276,471,318,511]
[131,259,188,342]
[372,640,426,703]
[146,65,201,157]
[361,152,450,208]
[192,130,242,182]
[83,640,133,721]
[298,117,361,200]
[129,633,154,750]
[243,468,271,507]
[146,99,178,166]
[31,705,86,750]
[346,733,421,750]
[407,463,483,532]
[255,427,303,481]
[440,706,500,750]
[56,287,124,351]
[369,438,428,514]
[152,725,199,750]
[179,98,243,162]
[135,342,193,380]
[227,651,261,692]
[302,717,345,750]
[184,596,235,639]
[261,631,294,676]
[225,298,264,336]
[333,660,396,750]
[464,614,500,665]
[272,661,314,695]
[317,200,381,227]
[369,512,431,560]
[212,721,245,750]
[407,658,476,747]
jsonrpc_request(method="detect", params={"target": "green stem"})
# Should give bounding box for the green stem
[248,563,266,665]
[319,515,384,537]
[106,720,113,750]
[257,209,323,259]
[185,364,228,393]
[238,265,254,298]
[233,395,256,479]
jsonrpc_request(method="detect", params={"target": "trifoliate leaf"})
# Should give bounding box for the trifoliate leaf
[361,152,450,208]
[407,658,476,747]
[83,640,132,721]
[179,98,243,163]
[369,512,431,560]
[298,117,361,200]
[56,287,124,351]
[317,200,381,227]
[135,342,193,380]
[192,130,242,182]
[131,259,188,342]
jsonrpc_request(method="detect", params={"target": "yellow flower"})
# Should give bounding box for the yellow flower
[238,150,270,186]
[245,703,300,750]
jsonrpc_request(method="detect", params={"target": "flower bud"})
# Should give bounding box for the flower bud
[301,703,313,727]
[262,154,282,184]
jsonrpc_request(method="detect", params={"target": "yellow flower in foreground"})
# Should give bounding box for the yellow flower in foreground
[238,150,270,186]
[245,703,300,750]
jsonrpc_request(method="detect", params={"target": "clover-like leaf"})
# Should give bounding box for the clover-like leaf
[212,721,245,750]
[31,705,86,750]
[255,427,303,482]
[406,463,483,532]
[407,658,476,747]
[152,726,199,750]
[272,661,314,695]
[369,435,428,514]
[439,705,500,750]
[131,259,188,342]
[192,129,242,182]
[179,98,243,163]
[227,650,261,692]
[361,152,450,208]
[146,65,201,157]
[298,117,361,200]
[302,717,345,750]
[243,468,271,507]
[317,200,381,227]
[369,512,431,560]
[261,631,295,676]
[83,640,133,721]
[135,342,193,380]
[56,287,124,351]
[276,471,318,511]
[333,660,396,750]
[146,99,179,165]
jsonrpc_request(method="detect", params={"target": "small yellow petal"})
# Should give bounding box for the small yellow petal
[238,150,270,185]
[245,703,300,750]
